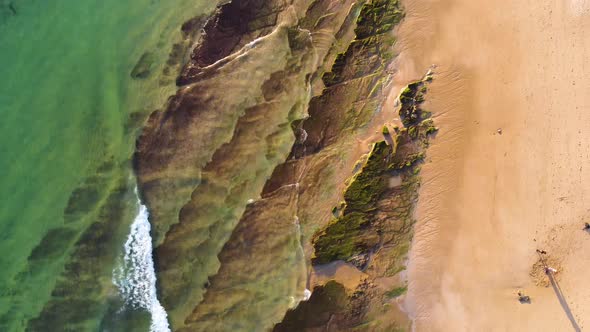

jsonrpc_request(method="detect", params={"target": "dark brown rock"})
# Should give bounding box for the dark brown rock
[177,0,291,85]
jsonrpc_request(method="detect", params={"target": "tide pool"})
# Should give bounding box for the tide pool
[0,0,215,330]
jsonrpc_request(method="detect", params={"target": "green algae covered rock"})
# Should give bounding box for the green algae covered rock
[312,79,437,267]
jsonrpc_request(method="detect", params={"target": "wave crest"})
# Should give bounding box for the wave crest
[113,198,170,332]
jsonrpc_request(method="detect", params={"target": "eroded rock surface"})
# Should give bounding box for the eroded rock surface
[180,185,306,331]
[135,0,361,327]
[273,77,437,331]
[134,0,434,330]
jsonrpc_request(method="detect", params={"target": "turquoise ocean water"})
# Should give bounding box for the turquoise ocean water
[0,0,214,330]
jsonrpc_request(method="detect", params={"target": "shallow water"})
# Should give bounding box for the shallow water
[0,0,214,330]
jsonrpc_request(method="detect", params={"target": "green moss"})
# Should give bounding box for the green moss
[382,49,395,62]
[322,51,348,86]
[322,0,404,87]
[313,141,395,264]
[384,286,407,299]
[398,81,425,127]
[407,126,417,139]
[422,118,438,135]
[313,212,370,264]
[355,0,405,40]
[385,265,406,277]
[399,86,414,104]
[312,123,434,264]
[310,1,441,270]
[343,141,391,212]
[414,93,425,103]
[408,152,424,165]
[412,165,421,175]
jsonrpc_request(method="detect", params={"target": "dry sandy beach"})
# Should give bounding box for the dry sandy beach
[395,0,590,330]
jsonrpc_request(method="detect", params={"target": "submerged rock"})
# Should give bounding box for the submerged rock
[8,2,16,15]
[130,52,156,79]
[26,179,136,331]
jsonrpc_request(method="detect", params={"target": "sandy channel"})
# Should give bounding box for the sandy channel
[393,0,590,330]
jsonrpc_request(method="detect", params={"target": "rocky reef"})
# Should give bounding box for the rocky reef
[133,0,436,330]
[22,161,139,332]
[271,76,436,331]
[312,79,435,268]
[180,185,306,331]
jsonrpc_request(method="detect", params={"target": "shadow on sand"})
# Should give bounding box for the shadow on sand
[548,273,581,332]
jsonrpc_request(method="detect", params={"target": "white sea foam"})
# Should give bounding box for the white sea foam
[303,289,312,301]
[113,196,170,332]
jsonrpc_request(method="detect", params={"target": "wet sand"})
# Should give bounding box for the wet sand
[395,0,590,330]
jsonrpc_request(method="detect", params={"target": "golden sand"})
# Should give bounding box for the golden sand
[393,0,590,330]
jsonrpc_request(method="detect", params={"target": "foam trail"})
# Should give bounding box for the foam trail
[113,193,170,332]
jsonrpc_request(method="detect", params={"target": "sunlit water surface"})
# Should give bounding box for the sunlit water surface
[0,0,214,330]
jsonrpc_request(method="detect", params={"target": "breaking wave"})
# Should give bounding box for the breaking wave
[113,193,170,332]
